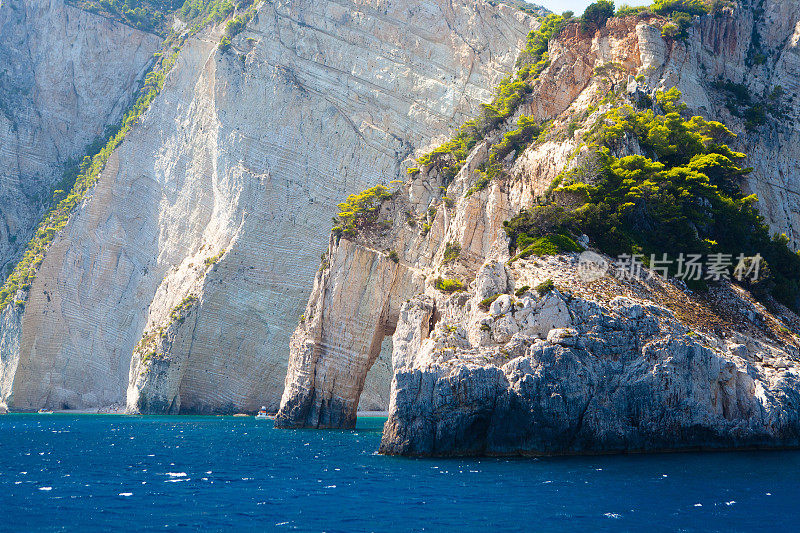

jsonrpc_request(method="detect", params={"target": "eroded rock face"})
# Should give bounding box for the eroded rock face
[380,279,800,456]
[0,0,537,412]
[278,5,800,455]
[275,237,424,427]
[0,0,160,275]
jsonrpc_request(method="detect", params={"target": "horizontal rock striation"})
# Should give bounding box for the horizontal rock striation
[0,0,537,412]
[0,0,160,276]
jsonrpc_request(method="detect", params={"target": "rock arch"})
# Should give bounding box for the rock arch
[275,238,422,428]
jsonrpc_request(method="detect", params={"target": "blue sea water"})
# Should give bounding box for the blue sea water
[0,415,798,532]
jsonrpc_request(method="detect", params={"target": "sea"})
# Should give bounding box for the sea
[0,414,797,531]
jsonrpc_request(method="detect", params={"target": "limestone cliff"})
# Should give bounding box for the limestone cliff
[0,0,537,412]
[0,0,160,276]
[276,2,800,456]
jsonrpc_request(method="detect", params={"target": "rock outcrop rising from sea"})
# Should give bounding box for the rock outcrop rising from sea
[0,0,538,412]
[276,2,800,455]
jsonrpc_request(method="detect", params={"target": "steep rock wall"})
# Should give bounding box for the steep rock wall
[0,0,537,411]
[0,0,160,275]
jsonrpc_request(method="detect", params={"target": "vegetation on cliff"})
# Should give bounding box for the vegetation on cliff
[134,294,198,367]
[0,41,184,313]
[505,89,800,309]
[415,13,567,186]
[1,0,262,314]
[67,0,253,36]
[332,185,394,239]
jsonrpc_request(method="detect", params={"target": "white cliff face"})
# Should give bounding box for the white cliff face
[0,0,160,275]
[0,0,536,411]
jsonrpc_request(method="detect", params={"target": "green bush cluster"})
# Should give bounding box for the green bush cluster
[580,1,615,35]
[68,0,248,36]
[180,0,234,23]
[478,294,501,311]
[416,14,566,187]
[434,277,465,294]
[508,89,800,310]
[651,0,708,16]
[535,279,555,295]
[615,4,650,17]
[67,0,181,35]
[0,45,184,314]
[218,5,256,51]
[168,295,198,326]
[465,163,506,197]
[513,234,582,261]
[491,115,542,161]
[442,241,461,263]
[204,250,225,266]
[332,185,393,238]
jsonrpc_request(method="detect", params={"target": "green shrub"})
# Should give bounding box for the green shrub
[417,14,565,186]
[661,22,680,38]
[388,250,399,263]
[580,1,615,35]
[514,285,531,297]
[204,250,224,266]
[652,0,708,16]
[168,295,198,325]
[616,4,649,16]
[505,89,800,310]
[332,185,393,238]
[434,277,465,294]
[491,115,542,161]
[514,234,582,260]
[503,205,576,253]
[478,294,501,311]
[0,44,184,313]
[535,279,555,296]
[443,241,461,263]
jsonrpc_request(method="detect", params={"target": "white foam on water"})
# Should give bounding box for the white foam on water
[694,504,702,507]
[165,472,186,478]
[603,513,622,519]
[38,487,52,491]
[118,493,133,497]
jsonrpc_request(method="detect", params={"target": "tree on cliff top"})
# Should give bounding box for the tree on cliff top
[580,1,615,35]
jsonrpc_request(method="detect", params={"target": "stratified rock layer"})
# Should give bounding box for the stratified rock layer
[380,267,800,456]
[0,0,160,274]
[0,0,536,412]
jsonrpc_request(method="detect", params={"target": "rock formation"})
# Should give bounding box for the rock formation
[0,0,160,274]
[0,0,538,412]
[380,260,800,456]
[277,2,800,456]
